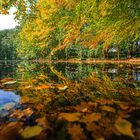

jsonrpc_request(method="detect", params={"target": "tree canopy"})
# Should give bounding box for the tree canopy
[0,0,140,59]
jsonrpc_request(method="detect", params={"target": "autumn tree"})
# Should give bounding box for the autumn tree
[1,0,140,59]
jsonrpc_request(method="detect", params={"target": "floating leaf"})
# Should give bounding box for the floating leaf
[0,78,14,83]
[36,85,52,89]
[2,80,17,86]
[57,85,68,91]
[67,124,87,140]
[59,113,81,122]
[114,118,134,137]
[20,126,43,138]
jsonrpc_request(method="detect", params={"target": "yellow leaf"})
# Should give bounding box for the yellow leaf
[59,113,81,122]
[20,126,43,138]
[81,113,101,123]
[115,118,134,137]
[100,105,116,113]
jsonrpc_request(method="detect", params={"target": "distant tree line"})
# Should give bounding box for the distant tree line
[0,27,20,60]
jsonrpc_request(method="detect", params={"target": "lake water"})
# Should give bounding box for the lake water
[0,61,140,139]
[0,61,140,108]
[1,61,140,86]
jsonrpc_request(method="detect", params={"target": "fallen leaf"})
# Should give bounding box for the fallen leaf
[10,110,24,118]
[57,85,68,91]
[86,123,104,139]
[114,118,134,137]
[2,80,17,86]
[20,126,43,138]
[59,113,81,122]
[100,105,116,113]
[81,113,101,123]
[0,122,22,140]
[36,85,52,89]
[36,104,44,110]
[23,108,34,117]
[20,96,30,104]
[118,103,130,110]
[1,78,13,83]
[36,117,48,128]
[67,124,87,140]
[10,108,33,118]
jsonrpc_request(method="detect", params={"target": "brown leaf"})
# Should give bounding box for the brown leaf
[20,96,30,104]
[36,104,44,111]
[114,118,134,137]
[10,110,24,118]
[59,113,81,122]
[0,122,22,140]
[36,117,48,128]
[86,123,104,140]
[81,113,101,123]
[23,108,34,117]
[100,105,116,113]
[0,78,14,83]
[118,103,130,110]
[67,124,87,140]
[10,108,33,118]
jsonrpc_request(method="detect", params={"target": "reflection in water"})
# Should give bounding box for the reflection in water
[1,61,140,88]
[0,61,140,139]
[0,90,20,109]
[0,61,18,79]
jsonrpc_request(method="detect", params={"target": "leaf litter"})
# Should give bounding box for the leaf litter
[0,74,140,140]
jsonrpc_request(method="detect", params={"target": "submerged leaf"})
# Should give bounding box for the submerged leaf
[114,118,134,137]
[0,122,22,140]
[81,113,101,123]
[36,117,48,128]
[59,113,81,122]
[100,105,116,113]
[67,124,87,140]
[20,126,43,138]
[20,96,30,104]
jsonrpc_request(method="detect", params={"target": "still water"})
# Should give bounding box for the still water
[0,61,140,86]
[0,60,140,108]
[0,61,140,139]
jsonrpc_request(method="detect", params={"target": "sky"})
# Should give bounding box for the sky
[0,7,18,30]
